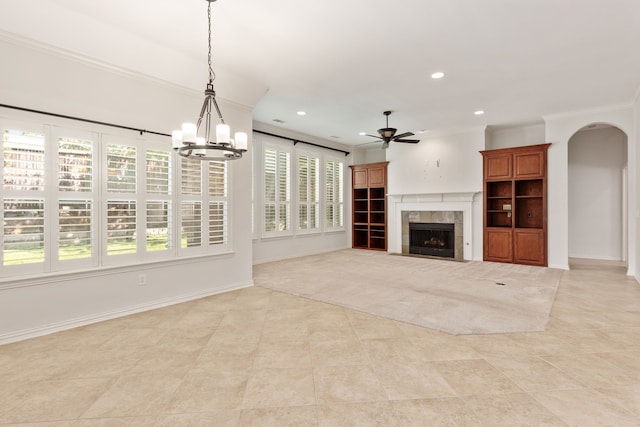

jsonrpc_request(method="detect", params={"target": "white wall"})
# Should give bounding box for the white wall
[635,91,640,283]
[386,128,485,195]
[544,106,636,273]
[363,147,387,164]
[568,127,627,260]
[0,35,255,343]
[486,123,546,150]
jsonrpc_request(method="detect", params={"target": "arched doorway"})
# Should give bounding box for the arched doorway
[568,123,628,264]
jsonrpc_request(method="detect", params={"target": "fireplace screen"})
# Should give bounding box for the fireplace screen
[409,222,455,258]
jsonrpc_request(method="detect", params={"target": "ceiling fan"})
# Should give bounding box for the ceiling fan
[362,110,421,149]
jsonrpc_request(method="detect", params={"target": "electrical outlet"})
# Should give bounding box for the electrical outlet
[138,274,147,286]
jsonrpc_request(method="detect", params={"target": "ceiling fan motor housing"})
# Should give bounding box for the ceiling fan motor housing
[378,128,397,139]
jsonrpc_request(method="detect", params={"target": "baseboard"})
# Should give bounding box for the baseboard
[548,263,570,270]
[0,281,253,345]
[252,246,350,265]
[568,254,624,262]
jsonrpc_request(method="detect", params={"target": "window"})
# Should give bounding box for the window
[325,158,345,230]
[297,153,320,232]
[0,117,231,279]
[255,132,346,240]
[2,128,46,269]
[263,146,291,235]
[3,199,45,265]
[105,142,137,259]
[145,149,171,253]
[178,158,228,251]
[106,201,136,256]
[208,161,227,245]
[56,131,97,267]
[58,200,92,260]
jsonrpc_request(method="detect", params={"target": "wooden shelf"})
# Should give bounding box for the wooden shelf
[350,162,388,251]
[480,144,550,266]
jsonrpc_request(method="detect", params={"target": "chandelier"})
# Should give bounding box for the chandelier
[171,0,247,161]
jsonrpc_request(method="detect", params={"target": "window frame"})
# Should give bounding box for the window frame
[296,149,321,234]
[0,115,233,280]
[324,156,346,232]
[262,140,292,238]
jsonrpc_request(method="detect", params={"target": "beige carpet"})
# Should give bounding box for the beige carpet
[253,249,563,335]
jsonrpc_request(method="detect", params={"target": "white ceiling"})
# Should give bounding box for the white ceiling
[1,0,640,146]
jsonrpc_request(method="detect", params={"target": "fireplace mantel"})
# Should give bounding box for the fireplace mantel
[387,191,482,261]
[387,192,478,203]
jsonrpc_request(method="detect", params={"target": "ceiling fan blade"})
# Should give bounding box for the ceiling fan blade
[356,140,382,147]
[394,139,420,144]
[393,131,415,139]
[365,134,381,139]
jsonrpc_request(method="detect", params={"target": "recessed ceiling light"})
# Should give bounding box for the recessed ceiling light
[431,72,445,79]
[474,110,485,115]
[297,111,306,116]
[418,129,429,134]
[359,132,366,136]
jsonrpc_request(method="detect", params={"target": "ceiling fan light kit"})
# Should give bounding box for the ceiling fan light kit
[365,111,421,149]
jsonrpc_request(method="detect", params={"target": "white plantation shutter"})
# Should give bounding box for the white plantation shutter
[58,137,92,192]
[3,129,45,192]
[264,148,277,232]
[208,161,226,197]
[298,153,320,231]
[208,161,227,246]
[144,149,171,255]
[107,144,136,193]
[325,158,344,230]
[3,199,45,265]
[209,201,226,245]
[2,127,46,269]
[104,139,138,261]
[181,157,201,195]
[181,201,202,248]
[106,201,136,255]
[0,113,234,278]
[263,145,291,235]
[146,201,170,252]
[58,200,92,260]
[146,150,170,194]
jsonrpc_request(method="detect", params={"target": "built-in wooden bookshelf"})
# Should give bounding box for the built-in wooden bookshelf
[350,162,388,251]
[480,144,550,266]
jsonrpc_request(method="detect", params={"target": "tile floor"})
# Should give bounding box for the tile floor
[0,258,639,426]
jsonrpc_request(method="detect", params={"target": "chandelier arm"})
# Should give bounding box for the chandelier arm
[204,96,213,143]
[196,95,210,131]
[210,95,226,124]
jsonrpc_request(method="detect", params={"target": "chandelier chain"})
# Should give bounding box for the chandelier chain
[207,1,216,83]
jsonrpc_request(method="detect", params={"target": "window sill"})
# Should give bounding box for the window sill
[0,251,236,291]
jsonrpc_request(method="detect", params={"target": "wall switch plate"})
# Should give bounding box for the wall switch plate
[138,274,147,286]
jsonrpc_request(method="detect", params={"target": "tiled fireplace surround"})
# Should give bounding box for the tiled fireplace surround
[387,192,480,261]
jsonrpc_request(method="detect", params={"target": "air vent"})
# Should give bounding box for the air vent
[330,135,340,139]
[273,119,285,123]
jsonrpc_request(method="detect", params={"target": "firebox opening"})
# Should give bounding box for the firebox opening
[409,222,455,258]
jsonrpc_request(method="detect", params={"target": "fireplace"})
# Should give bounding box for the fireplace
[409,222,455,258]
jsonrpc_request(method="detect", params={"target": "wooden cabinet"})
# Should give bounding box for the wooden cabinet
[350,162,388,251]
[480,144,550,266]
